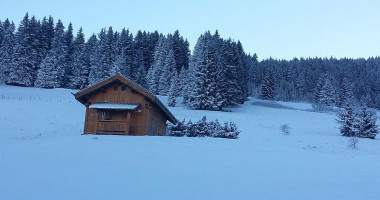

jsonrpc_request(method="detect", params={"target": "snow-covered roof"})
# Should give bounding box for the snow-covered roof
[89,103,139,110]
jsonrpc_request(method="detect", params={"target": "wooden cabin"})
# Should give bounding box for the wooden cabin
[74,75,177,136]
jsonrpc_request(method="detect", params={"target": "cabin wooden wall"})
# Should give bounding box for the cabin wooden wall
[84,83,153,135]
[147,103,167,136]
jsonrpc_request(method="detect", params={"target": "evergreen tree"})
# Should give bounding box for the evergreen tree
[148,36,166,94]
[168,72,178,107]
[132,49,146,87]
[86,33,100,85]
[34,55,61,88]
[117,28,133,78]
[235,40,248,102]
[181,67,191,104]
[110,54,125,76]
[39,16,54,55]
[0,19,15,83]
[34,20,66,88]
[222,39,242,106]
[0,20,4,46]
[261,71,275,100]
[93,27,113,82]
[356,102,378,139]
[177,66,187,96]
[7,13,40,86]
[337,98,356,137]
[187,31,219,110]
[172,30,190,71]
[158,49,175,95]
[68,27,87,89]
[63,23,74,87]
[315,74,336,106]
[338,78,354,107]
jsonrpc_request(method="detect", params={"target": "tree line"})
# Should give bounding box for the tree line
[2,13,380,111]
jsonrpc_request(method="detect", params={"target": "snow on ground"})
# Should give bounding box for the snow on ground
[0,85,379,200]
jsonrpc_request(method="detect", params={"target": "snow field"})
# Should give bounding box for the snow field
[0,85,379,200]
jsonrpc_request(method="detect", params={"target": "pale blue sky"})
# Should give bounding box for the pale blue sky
[1,0,380,60]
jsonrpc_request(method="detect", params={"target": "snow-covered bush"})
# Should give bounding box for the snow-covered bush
[185,120,197,137]
[347,137,359,149]
[166,116,240,139]
[193,116,210,137]
[216,122,240,139]
[166,119,187,137]
[280,124,291,135]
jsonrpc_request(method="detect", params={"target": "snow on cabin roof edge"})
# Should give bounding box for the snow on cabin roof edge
[89,103,140,110]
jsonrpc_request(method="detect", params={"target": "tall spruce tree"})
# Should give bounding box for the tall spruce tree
[148,36,166,94]
[7,13,40,86]
[337,98,356,137]
[261,71,275,100]
[87,33,100,85]
[315,74,336,106]
[39,16,54,55]
[338,78,354,107]
[68,27,87,89]
[158,49,175,95]
[132,49,146,87]
[92,28,113,82]
[356,100,378,139]
[117,28,133,78]
[0,19,15,83]
[35,20,66,88]
[187,31,219,110]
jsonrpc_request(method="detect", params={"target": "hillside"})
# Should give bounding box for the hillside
[0,85,379,200]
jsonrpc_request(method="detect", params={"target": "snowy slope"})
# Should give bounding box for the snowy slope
[0,85,379,200]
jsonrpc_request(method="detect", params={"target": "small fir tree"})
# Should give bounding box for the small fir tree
[168,76,177,107]
[337,99,356,137]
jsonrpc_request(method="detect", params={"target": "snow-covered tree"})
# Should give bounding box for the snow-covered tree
[0,19,15,83]
[261,71,275,100]
[158,49,175,95]
[63,23,74,87]
[34,55,61,88]
[338,78,354,107]
[315,74,336,106]
[87,34,100,85]
[187,31,219,110]
[132,49,146,87]
[167,72,178,107]
[356,104,378,139]
[7,13,40,86]
[110,54,125,76]
[39,16,54,56]
[67,27,88,89]
[337,98,357,137]
[35,20,66,88]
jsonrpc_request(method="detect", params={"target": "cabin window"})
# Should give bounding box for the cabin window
[113,85,118,91]
[98,111,111,120]
[121,86,126,91]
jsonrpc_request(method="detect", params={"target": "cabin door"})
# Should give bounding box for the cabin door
[86,108,98,134]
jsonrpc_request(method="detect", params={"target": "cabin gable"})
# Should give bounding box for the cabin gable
[86,83,147,105]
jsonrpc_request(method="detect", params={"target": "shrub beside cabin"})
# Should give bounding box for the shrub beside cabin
[74,75,177,136]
